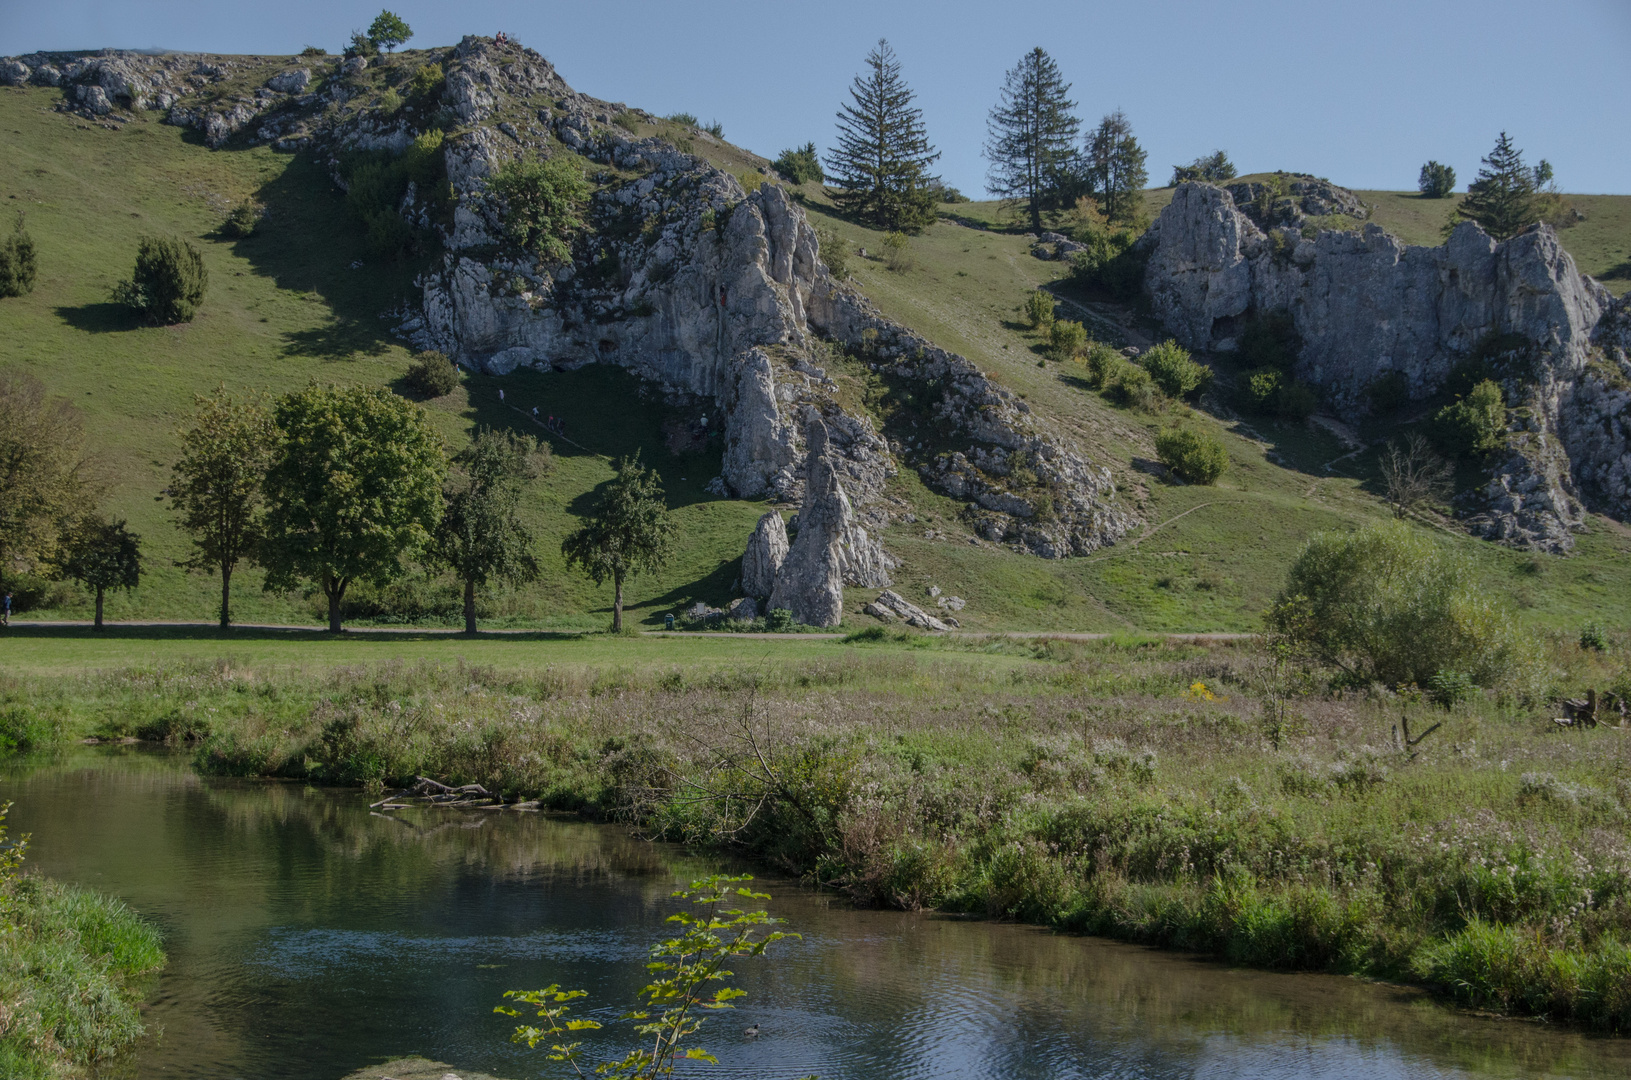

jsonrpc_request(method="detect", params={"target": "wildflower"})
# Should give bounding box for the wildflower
[1186,681,1217,702]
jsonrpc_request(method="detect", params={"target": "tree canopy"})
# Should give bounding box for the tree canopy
[432,427,545,634]
[0,213,37,298]
[0,371,95,577]
[368,11,413,52]
[1418,160,1456,198]
[61,517,141,629]
[1170,150,1236,186]
[1458,132,1542,241]
[486,153,590,264]
[1086,111,1148,225]
[260,383,445,632]
[169,387,278,628]
[561,453,673,633]
[825,39,941,233]
[983,47,1081,232]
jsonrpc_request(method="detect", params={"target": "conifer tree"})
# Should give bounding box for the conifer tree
[983,48,1080,232]
[1086,110,1148,224]
[826,39,941,233]
[1458,132,1540,241]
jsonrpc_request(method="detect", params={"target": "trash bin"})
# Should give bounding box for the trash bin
[664,614,675,631]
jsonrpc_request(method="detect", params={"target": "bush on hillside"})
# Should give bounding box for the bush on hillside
[486,152,589,265]
[1432,379,1507,458]
[1103,358,1157,409]
[665,112,699,127]
[883,230,913,273]
[1242,366,1318,419]
[111,235,208,324]
[773,143,824,185]
[1049,319,1086,361]
[1077,340,1120,387]
[1024,289,1055,332]
[0,215,38,298]
[1365,370,1411,414]
[408,63,445,102]
[344,129,447,259]
[816,226,849,278]
[221,200,262,239]
[1140,339,1212,398]
[1068,226,1145,299]
[1268,520,1530,689]
[1155,427,1228,484]
[404,351,459,398]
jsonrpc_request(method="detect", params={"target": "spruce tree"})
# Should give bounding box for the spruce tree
[826,39,941,233]
[1086,110,1148,224]
[983,47,1080,232]
[1459,132,1540,241]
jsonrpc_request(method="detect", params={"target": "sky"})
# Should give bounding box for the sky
[2,0,1628,195]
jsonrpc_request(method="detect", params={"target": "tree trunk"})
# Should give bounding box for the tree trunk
[220,564,232,629]
[94,587,105,630]
[464,577,477,635]
[612,572,624,633]
[326,576,345,633]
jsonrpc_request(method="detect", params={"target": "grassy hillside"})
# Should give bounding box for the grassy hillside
[1,79,1627,633]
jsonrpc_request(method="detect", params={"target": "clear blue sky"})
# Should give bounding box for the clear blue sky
[3,0,1628,194]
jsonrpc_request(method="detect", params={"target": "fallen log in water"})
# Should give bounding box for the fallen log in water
[369,776,497,809]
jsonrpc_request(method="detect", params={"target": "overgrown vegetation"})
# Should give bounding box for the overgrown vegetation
[342,129,448,259]
[772,143,824,186]
[1155,426,1228,484]
[0,214,39,298]
[1431,379,1508,458]
[1,802,166,1079]
[403,349,460,398]
[1418,160,1456,199]
[485,152,590,264]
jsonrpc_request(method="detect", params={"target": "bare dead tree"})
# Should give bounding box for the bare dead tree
[1381,432,1453,518]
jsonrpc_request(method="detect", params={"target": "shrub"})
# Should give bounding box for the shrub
[377,88,403,114]
[665,112,699,127]
[1024,289,1055,332]
[703,120,724,139]
[1419,160,1457,198]
[1242,367,1317,418]
[221,200,262,238]
[1140,339,1212,398]
[404,351,459,398]
[0,214,38,298]
[1049,319,1086,361]
[1427,668,1475,708]
[1432,379,1507,458]
[816,226,849,278]
[773,142,824,185]
[1580,622,1609,652]
[486,153,590,264]
[1068,227,1145,299]
[1268,520,1530,688]
[1274,379,1318,419]
[301,45,327,57]
[1104,358,1158,408]
[1365,370,1410,413]
[343,129,447,259]
[1237,310,1300,370]
[882,230,913,273]
[112,235,208,324]
[766,608,794,632]
[737,168,766,194]
[1155,427,1229,484]
[408,62,445,101]
[1078,341,1119,387]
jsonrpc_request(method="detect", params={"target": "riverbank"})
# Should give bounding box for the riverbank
[4,630,1629,1033]
[0,804,166,1079]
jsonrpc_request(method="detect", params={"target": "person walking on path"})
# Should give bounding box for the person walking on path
[2,591,11,626]
[498,388,505,403]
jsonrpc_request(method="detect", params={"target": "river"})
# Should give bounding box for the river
[4,745,1628,1079]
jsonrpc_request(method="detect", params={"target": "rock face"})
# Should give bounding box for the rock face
[1224,174,1370,231]
[1143,181,1625,549]
[768,422,850,627]
[864,590,954,631]
[1,36,1137,568]
[741,512,788,598]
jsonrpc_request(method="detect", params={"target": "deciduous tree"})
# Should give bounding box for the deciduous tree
[61,517,141,629]
[368,10,412,53]
[1418,160,1456,198]
[260,383,445,632]
[983,47,1080,232]
[826,39,941,233]
[169,388,278,628]
[561,453,673,633]
[0,371,95,577]
[432,427,544,634]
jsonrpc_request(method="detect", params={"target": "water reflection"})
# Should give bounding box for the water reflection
[4,746,1627,1080]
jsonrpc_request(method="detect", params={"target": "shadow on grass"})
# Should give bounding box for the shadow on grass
[233,152,426,360]
[54,302,139,333]
[631,557,742,619]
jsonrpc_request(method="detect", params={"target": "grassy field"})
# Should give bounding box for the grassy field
[4,632,1631,1031]
[1,80,1627,636]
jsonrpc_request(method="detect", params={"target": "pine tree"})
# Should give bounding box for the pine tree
[983,48,1080,232]
[826,39,941,233]
[1459,132,1540,241]
[1086,110,1148,224]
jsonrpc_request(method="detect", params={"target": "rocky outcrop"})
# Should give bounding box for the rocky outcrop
[741,512,788,598]
[1143,181,1626,549]
[864,590,955,631]
[1224,174,1369,232]
[768,422,850,627]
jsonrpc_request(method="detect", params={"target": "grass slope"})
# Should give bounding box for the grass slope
[1,80,1627,632]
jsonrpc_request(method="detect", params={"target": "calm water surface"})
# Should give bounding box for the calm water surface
[5,745,1630,1080]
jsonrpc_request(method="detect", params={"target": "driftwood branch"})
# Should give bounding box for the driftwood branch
[369,776,497,809]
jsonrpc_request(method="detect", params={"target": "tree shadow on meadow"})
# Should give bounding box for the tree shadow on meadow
[53,301,140,334]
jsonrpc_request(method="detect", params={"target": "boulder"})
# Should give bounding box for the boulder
[768,421,849,628]
[341,56,368,77]
[726,597,759,622]
[865,590,953,631]
[76,85,112,114]
[741,512,788,598]
[30,64,61,87]
[267,68,311,94]
[0,59,29,86]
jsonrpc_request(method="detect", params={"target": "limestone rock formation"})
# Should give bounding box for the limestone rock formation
[1143,181,1625,549]
[741,512,788,599]
[768,422,850,627]
[1224,174,1369,231]
[864,590,954,631]
[266,68,310,94]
